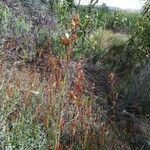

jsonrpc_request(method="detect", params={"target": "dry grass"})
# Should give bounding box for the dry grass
[0,56,130,149]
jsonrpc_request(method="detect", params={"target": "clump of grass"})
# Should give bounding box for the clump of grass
[0,58,129,149]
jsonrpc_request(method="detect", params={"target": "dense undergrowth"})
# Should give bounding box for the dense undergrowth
[0,0,150,149]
